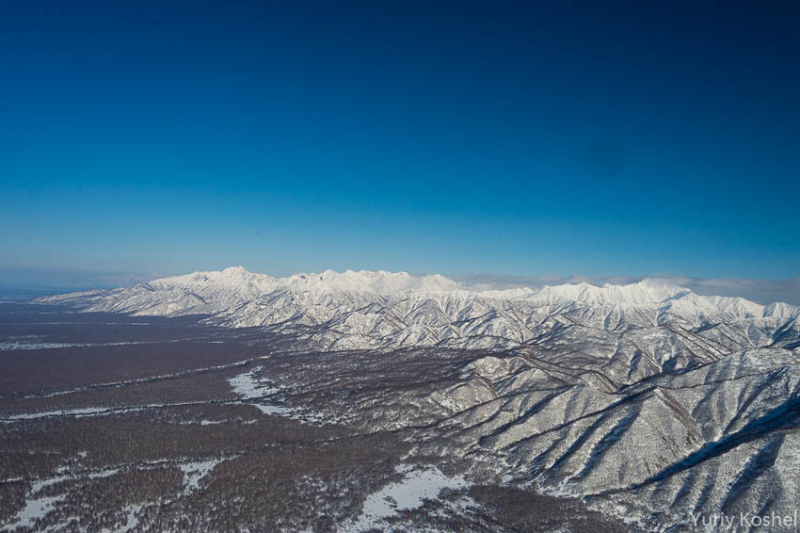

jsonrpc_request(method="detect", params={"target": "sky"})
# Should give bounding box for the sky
[1,0,799,287]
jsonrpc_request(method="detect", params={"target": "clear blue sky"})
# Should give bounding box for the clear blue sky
[1,0,799,280]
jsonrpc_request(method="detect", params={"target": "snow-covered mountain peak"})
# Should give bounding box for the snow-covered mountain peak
[535,278,689,306]
[275,268,462,294]
[221,265,250,276]
[163,266,261,282]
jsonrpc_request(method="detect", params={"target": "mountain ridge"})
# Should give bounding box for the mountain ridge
[38,265,799,309]
[36,266,800,357]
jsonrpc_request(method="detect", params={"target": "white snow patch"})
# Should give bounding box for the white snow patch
[252,404,295,416]
[227,368,324,424]
[4,494,61,529]
[118,503,143,532]
[228,368,281,399]
[3,472,74,530]
[180,458,221,493]
[341,465,470,532]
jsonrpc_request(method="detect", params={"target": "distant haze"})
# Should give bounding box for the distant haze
[0,266,164,291]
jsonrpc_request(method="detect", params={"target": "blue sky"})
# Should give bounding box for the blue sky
[1,0,799,282]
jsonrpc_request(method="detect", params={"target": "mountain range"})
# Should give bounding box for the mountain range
[39,265,799,361]
[30,267,800,529]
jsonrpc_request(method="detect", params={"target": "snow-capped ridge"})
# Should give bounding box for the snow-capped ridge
[274,268,462,294]
[35,267,800,353]
[534,279,689,306]
[127,267,711,303]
